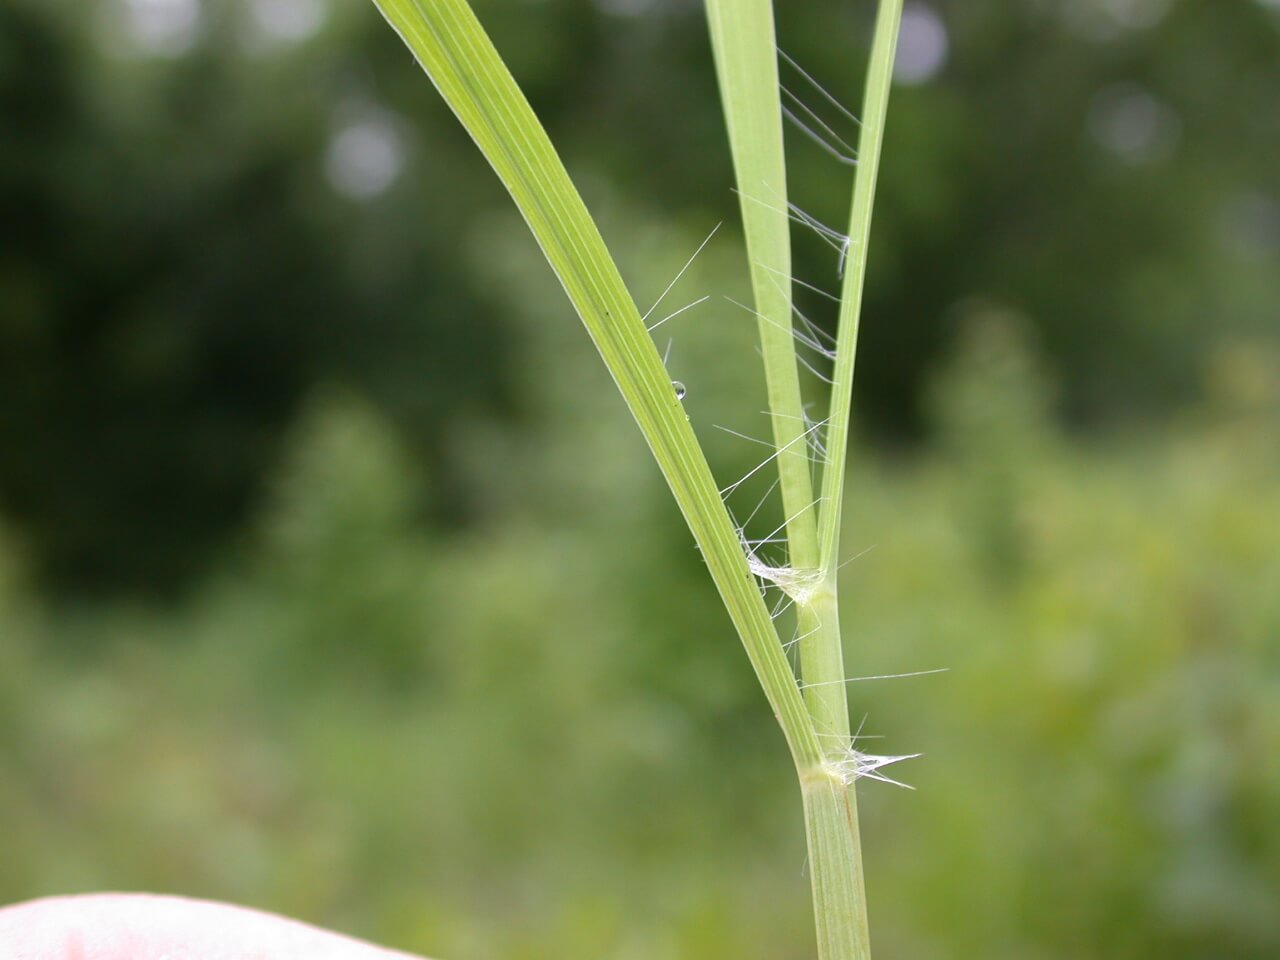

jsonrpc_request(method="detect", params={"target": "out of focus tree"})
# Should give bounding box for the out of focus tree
[0,0,517,593]
[1,0,1277,595]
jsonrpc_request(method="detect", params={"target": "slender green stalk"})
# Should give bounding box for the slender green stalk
[707,2,902,958]
[705,0,849,751]
[705,0,819,572]
[819,0,902,575]
[703,11,836,850]
[803,771,872,960]
[805,5,903,958]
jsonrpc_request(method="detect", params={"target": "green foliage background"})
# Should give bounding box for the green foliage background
[1,0,1278,957]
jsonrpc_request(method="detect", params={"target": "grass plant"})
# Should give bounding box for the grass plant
[367,1,901,956]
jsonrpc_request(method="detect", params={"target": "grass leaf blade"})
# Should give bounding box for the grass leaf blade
[368,0,821,766]
[819,0,903,572]
[705,0,820,572]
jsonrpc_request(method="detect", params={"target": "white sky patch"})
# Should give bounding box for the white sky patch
[326,108,405,200]
[1217,192,1280,258]
[1098,0,1171,29]
[894,3,949,86]
[1062,0,1172,42]
[244,0,328,47]
[1087,84,1181,165]
[112,0,201,57]
[595,0,661,16]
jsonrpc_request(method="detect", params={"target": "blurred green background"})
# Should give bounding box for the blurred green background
[1,0,1278,957]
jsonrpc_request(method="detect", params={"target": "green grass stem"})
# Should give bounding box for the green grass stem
[706,2,902,957]
[368,1,901,957]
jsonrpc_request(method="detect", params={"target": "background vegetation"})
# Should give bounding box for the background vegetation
[1,0,1277,957]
